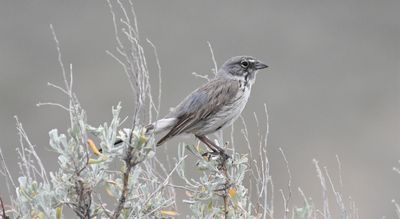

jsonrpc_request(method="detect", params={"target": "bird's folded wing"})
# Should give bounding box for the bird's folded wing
[157,78,239,145]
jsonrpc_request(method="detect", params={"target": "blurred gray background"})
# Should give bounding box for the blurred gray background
[0,0,399,218]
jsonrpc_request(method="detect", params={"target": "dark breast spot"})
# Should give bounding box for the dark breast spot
[244,74,249,87]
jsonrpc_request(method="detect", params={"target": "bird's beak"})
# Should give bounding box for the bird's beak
[254,60,269,70]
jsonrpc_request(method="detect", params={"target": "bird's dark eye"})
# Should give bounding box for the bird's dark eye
[240,60,249,68]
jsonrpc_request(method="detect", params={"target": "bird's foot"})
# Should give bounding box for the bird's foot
[201,149,231,161]
[219,149,231,161]
[201,150,232,162]
[201,151,220,160]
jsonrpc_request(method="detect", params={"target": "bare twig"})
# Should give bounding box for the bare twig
[0,196,8,219]
[192,72,210,81]
[324,166,347,219]
[146,39,162,119]
[107,1,168,217]
[220,158,230,219]
[50,24,93,218]
[15,116,49,185]
[112,151,137,219]
[0,148,16,192]
[279,147,292,219]
[207,41,218,75]
[143,155,187,207]
[336,155,344,189]
[313,159,331,219]
[36,102,70,111]
[393,200,400,219]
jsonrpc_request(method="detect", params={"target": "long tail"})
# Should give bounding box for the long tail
[149,118,177,146]
[114,118,177,145]
[146,118,177,135]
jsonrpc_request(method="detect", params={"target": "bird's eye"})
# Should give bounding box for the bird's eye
[240,60,249,68]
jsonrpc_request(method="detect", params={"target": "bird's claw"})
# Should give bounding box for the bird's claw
[202,151,220,159]
[201,150,231,161]
[219,150,231,161]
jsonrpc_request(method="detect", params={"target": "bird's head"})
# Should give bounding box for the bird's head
[218,56,268,81]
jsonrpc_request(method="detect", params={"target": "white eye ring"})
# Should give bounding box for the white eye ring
[240,60,249,68]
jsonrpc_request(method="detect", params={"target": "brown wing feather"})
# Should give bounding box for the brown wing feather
[157,78,239,146]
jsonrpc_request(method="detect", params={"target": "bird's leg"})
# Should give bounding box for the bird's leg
[195,135,219,153]
[195,135,230,160]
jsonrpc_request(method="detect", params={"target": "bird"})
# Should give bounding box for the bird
[117,56,268,157]
[147,55,268,155]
